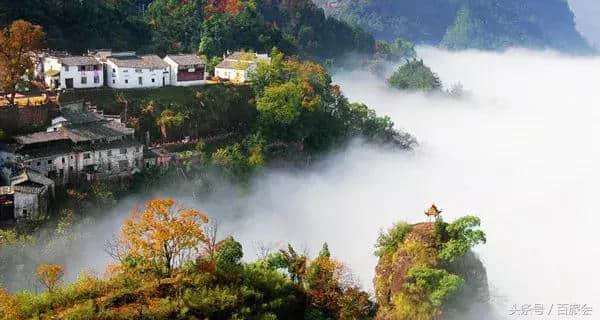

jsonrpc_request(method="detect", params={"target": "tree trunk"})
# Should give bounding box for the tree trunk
[8,86,16,106]
[160,124,168,142]
[164,241,172,277]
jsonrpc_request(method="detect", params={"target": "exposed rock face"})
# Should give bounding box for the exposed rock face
[443,251,495,320]
[374,222,492,320]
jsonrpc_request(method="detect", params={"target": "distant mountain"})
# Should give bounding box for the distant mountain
[314,0,593,52]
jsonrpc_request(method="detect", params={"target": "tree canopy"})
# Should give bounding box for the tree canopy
[0,0,375,62]
[388,59,442,92]
[374,215,488,320]
[0,198,379,320]
[0,20,45,104]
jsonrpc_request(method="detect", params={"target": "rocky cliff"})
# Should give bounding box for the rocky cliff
[373,217,493,320]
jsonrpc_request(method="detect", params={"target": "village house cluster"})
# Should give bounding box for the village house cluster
[40,50,206,90]
[0,50,271,222]
[39,50,270,90]
[0,101,172,221]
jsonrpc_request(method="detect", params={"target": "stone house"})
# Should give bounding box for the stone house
[6,106,144,186]
[0,169,54,221]
[143,148,173,169]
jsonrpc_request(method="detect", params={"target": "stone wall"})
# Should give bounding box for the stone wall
[0,104,51,133]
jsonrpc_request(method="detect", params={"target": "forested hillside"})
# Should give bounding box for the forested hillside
[0,199,489,320]
[314,0,592,52]
[0,0,374,61]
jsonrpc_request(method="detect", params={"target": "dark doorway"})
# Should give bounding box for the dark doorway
[65,78,74,88]
[103,65,108,86]
[0,194,14,221]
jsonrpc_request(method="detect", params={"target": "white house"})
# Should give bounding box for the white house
[214,51,270,83]
[42,55,103,90]
[104,52,170,89]
[164,54,206,87]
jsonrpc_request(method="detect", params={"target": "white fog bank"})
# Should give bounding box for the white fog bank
[214,47,600,319]
[315,47,600,318]
[63,48,600,319]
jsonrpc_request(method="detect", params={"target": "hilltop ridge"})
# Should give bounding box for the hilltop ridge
[315,0,593,53]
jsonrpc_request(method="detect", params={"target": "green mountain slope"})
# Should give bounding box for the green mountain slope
[0,0,374,61]
[315,0,593,52]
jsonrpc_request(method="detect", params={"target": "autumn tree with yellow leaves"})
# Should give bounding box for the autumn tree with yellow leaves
[35,263,64,292]
[0,20,45,105]
[110,198,209,277]
[0,287,23,320]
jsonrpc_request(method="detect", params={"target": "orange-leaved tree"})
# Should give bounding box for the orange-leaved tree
[0,20,45,105]
[304,243,373,319]
[0,287,23,320]
[35,263,64,292]
[113,198,209,277]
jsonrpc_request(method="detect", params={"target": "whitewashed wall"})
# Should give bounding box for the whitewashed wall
[215,67,249,83]
[43,57,104,89]
[105,60,170,89]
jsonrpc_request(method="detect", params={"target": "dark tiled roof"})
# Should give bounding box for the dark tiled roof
[108,55,169,69]
[14,131,70,145]
[227,51,258,61]
[215,59,251,70]
[90,50,113,60]
[14,121,133,145]
[166,54,205,66]
[59,56,99,66]
[65,121,134,143]
[60,110,104,125]
[10,169,54,187]
[144,148,170,159]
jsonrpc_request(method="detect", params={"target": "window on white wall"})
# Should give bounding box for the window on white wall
[94,76,100,84]
[81,77,87,84]
[125,79,128,84]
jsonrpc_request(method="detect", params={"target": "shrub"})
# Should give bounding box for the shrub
[438,216,486,262]
[60,299,95,320]
[374,222,413,257]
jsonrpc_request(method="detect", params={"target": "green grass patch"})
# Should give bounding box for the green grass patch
[59,86,206,114]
